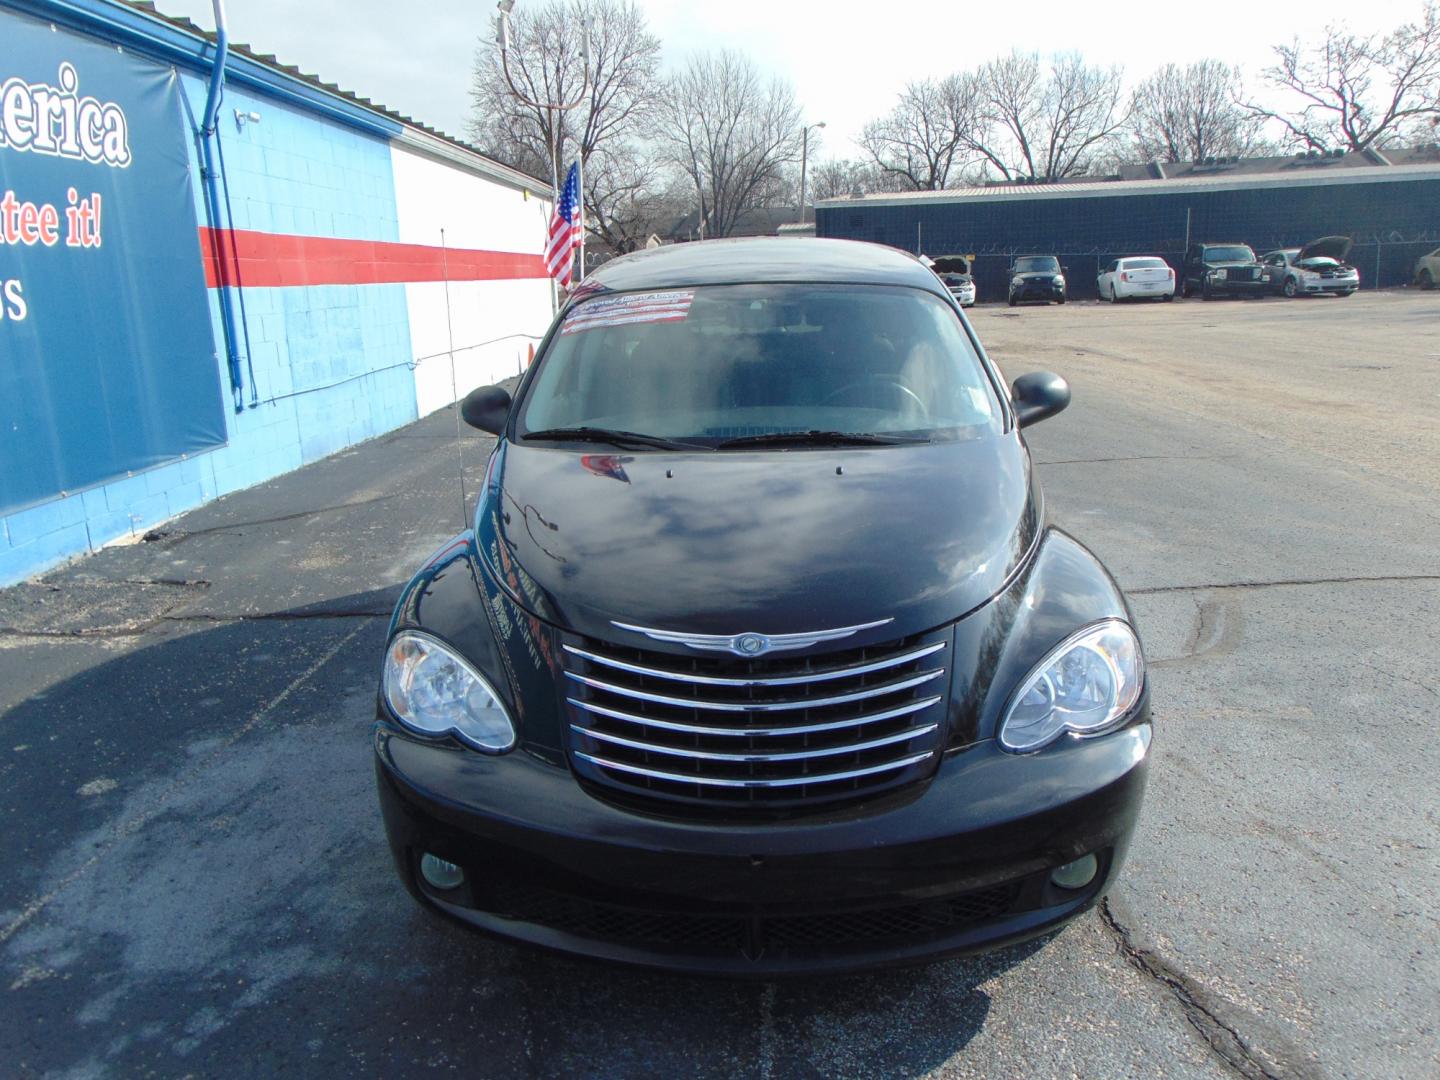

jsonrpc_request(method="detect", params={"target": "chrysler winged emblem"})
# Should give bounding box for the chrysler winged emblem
[611,619,893,658]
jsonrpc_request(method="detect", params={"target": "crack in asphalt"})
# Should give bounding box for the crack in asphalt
[0,608,389,641]
[1037,453,1240,465]
[1128,573,1440,595]
[0,618,376,946]
[1099,900,1289,1080]
[138,493,401,547]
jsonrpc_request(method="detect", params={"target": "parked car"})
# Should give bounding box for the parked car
[375,238,1151,976]
[1181,243,1267,299]
[1260,237,1359,298]
[1008,255,1067,305]
[1413,247,1440,289]
[931,254,976,307]
[941,272,977,307]
[1097,256,1175,302]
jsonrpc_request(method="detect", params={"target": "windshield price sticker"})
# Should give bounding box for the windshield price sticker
[561,289,695,335]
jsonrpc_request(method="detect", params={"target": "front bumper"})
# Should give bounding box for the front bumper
[1206,273,1267,293]
[1010,282,1065,302]
[1299,277,1358,293]
[374,715,1150,976]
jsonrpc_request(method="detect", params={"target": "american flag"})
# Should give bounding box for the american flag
[546,161,582,289]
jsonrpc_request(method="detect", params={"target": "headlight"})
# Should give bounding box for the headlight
[382,630,516,753]
[999,620,1144,752]
[1012,275,1024,286]
[1053,275,1065,285]
[1210,268,1227,280]
[1301,270,1319,281]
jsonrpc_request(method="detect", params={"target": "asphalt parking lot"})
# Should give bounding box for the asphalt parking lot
[2,289,1437,1078]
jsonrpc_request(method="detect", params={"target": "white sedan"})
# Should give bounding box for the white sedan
[1097,257,1175,302]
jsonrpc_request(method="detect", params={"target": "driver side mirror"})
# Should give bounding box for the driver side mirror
[1012,371,1070,428]
[460,385,512,435]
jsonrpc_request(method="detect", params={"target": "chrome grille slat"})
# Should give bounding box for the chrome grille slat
[565,668,945,712]
[566,695,944,737]
[572,723,940,762]
[562,642,946,687]
[574,751,935,789]
[563,629,948,813]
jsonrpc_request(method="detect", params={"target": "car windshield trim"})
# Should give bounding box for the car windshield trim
[521,426,714,451]
[714,430,932,450]
[1205,246,1256,263]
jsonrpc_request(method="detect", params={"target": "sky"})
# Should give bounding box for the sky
[156,0,1428,159]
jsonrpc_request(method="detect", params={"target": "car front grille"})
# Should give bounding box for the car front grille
[561,628,949,814]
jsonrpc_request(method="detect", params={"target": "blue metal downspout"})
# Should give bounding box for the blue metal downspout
[197,0,245,412]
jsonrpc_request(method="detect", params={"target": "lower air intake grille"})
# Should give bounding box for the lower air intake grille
[475,879,1020,956]
[561,627,949,814]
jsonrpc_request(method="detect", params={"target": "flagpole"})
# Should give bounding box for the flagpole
[548,117,559,312]
[494,3,592,292]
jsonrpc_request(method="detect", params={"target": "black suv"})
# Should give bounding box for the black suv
[1181,243,1268,299]
[1007,255,1066,305]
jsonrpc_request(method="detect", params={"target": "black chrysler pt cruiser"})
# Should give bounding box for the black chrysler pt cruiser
[374,238,1150,975]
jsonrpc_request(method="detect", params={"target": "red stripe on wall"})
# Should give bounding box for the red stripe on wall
[198,227,548,288]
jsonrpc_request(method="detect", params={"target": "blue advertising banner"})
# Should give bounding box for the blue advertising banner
[0,8,225,516]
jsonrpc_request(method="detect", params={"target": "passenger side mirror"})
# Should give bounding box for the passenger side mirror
[460,385,512,435]
[1011,371,1071,429]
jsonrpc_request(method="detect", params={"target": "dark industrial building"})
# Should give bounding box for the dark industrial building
[816,149,1440,300]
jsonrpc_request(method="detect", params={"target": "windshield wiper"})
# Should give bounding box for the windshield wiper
[521,426,711,451]
[715,430,929,449]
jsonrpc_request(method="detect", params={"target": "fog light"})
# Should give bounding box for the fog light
[419,853,465,890]
[1050,854,1099,890]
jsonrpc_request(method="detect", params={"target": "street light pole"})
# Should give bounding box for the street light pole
[799,121,825,227]
[494,2,592,284]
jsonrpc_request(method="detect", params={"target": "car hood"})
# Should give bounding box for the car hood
[475,438,1041,643]
[1297,235,1352,264]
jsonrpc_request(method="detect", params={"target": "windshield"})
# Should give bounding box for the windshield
[1121,258,1167,269]
[517,284,1001,446]
[1014,256,1060,274]
[1205,246,1256,263]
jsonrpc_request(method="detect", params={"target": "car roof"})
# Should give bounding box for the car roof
[581,238,949,296]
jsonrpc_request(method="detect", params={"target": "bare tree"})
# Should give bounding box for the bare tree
[469,0,661,197]
[584,145,688,253]
[809,158,911,200]
[858,75,982,190]
[1247,2,1440,150]
[1130,61,1270,161]
[973,52,1127,180]
[654,50,802,238]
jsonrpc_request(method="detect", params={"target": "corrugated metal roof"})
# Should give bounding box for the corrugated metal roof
[818,159,1440,210]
